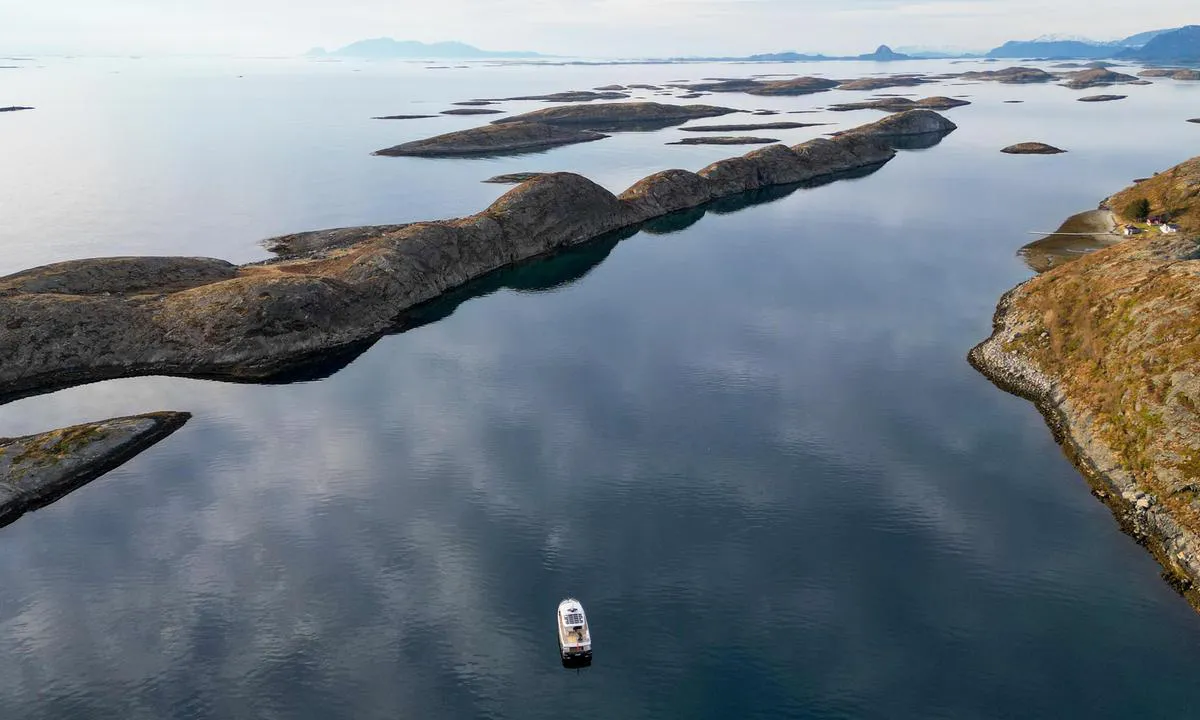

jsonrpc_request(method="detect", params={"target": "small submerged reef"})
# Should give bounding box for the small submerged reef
[970,155,1200,611]
[0,110,956,404]
[0,413,190,528]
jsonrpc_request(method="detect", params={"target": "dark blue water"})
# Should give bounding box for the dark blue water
[2,57,1200,718]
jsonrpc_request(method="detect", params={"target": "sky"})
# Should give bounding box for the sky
[0,0,1196,57]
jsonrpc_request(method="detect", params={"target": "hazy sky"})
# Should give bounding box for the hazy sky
[2,0,1195,57]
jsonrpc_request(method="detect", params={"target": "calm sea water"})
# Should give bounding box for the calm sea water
[2,56,1200,719]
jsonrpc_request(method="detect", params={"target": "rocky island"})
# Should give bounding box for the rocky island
[1061,68,1141,89]
[440,108,505,116]
[1,106,33,113]
[827,96,971,112]
[374,122,609,157]
[1001,142,1066,154]
[0,110,957,404]
[667,136,779,145]
[678,121,827,132]
[669,77,840,96]
[1135,68,1200,80]
[1078,94,1127,102]
[958,67,1056,84]
[373,114,437,120]
[835,75,933,91]
[482,172,549,184]
[971,154,1200,610]
[488,102,736,130]
[492,90,630,102]
[0,413,190,528]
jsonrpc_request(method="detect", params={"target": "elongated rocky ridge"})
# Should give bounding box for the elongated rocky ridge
[0,110,955,401]
[969,155,1200,611]
[0,412,190,528]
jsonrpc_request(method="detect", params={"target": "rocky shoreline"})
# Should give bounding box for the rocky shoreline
[0,109,957,404]
[969,157,1200,611]
[0,412,191,528]
[969,291,1200,609]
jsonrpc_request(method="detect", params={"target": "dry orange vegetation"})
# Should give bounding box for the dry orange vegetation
[1004,158,1200,529]
[1110,156,1200,229]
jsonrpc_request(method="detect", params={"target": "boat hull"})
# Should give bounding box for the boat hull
[560,652,592,669]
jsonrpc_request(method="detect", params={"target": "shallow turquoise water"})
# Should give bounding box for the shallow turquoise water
[2,56,1200,718]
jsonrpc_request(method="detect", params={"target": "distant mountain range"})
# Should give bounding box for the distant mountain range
[1119,26,1200,62]
[306,26,1199,64]
[685,45,919,63]
[986,26,1196,60]
[306,38,542,59]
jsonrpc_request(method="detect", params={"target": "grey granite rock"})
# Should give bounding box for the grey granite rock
[0,412,190,529]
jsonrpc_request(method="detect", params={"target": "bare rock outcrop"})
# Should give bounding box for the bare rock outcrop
[619,169,714,218]
[1001,142,1066,154]
[0,412,190,528]
[1061,69,1140,89]
[679,121,827,132]
[667,136,779,145]
[491,102,736,130]
[482,172,550,184]
[0,257,237,296]
[840,108,959,139]
[0,111,957,402]
[262,225,413,258]
[1132,69,1198,81]
[374,122,608,157]
[669,77,838,96]
[492,90,630,102]
[697,156,762,197]
[828,96,971,112]
[748,77,841,96]
[440,108,505,116]
[958,67,1056,84]
[835,75,932,91]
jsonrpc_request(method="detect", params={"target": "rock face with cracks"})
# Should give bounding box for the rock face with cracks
[0,111,954,403]
[0,412,190,528]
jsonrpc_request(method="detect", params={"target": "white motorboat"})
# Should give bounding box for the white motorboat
[557,598,592,664]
